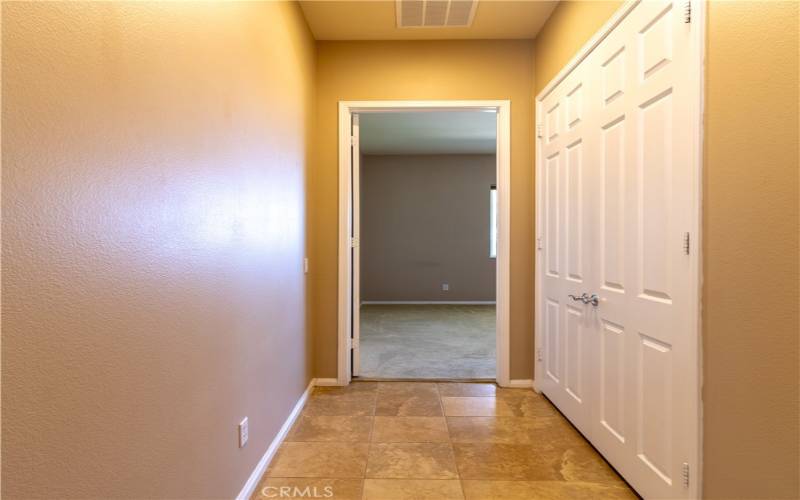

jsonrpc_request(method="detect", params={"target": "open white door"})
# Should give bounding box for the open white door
[351,114,361,376]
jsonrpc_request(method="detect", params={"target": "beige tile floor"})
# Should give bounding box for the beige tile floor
[253,382,638,500]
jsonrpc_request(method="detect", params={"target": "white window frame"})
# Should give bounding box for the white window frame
[489,185,497,259]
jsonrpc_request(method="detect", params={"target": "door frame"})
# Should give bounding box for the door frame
[533,0,705,496]
[337,100,512,387]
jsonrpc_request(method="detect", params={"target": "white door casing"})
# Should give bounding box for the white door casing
[535,1,703,498]
[338,101,512,387]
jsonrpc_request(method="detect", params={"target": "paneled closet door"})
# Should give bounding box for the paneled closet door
[587,1,695,498]
[538,1,699,498]
[537,59,597,438]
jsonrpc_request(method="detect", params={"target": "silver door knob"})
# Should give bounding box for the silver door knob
[568,293,599,306]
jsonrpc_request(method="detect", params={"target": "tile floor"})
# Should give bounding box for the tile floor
[253,382,637,499]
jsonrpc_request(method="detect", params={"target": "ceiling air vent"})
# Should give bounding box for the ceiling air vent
[396,0,478,28]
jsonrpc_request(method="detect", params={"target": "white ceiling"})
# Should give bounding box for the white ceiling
[359,111,497,155]
[299,1,558,40]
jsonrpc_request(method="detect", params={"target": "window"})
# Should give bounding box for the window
[490,185,497,258]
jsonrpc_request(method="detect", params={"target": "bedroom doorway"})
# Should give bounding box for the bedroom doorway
[357,110,497,379]
[337,101,511,385]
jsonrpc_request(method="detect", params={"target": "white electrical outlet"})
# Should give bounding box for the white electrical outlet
[442,283,449,291]
[304,258,309,274]
[238,417,248,448]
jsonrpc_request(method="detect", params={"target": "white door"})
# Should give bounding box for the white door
[351,114,361,376]
[536,1,700,498]
[537,57,596,437]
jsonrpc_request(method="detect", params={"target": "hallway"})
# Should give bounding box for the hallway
[2,1,798,498]
[256,382,635,499]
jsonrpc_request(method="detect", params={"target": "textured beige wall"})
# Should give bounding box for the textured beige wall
[311,40,535,379]
[534,1,800,498]
[1,2,315,498]
[360,154,496,302]
[703,2,799,497]
[533,0,622,93]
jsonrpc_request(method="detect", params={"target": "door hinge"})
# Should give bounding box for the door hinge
[681,462,690,488]
[350,135,356,146]
[347,337,358,351]
[683,1,691,23]
[351,237,360,248]
[683,232,690,255]
[537,237,543,250]
[536,348,543,361]
[536,124,544,139]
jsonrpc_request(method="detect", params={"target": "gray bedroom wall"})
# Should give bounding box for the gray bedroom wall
[361,154,496,302]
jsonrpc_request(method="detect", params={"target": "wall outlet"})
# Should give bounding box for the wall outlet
[304,257,309,274]
[442,283,449,291]
[238,417,248,448]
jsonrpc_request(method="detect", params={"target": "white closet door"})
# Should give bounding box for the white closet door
[537,61,596,436]
[590,2,695,497]
[537,1,699,498]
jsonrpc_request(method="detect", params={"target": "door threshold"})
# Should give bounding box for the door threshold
[353,376,497,384]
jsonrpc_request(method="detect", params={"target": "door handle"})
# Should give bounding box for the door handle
[568,293,600,306]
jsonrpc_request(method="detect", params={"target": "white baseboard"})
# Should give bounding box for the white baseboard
[507,379,534,389]
[236,379,315,500]
[361,301,496,305]
[312,378,340,387]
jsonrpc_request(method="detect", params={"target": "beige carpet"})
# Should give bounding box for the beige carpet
[359,304,496,379]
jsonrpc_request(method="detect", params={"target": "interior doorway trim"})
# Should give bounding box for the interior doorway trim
[337,100,512,387]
